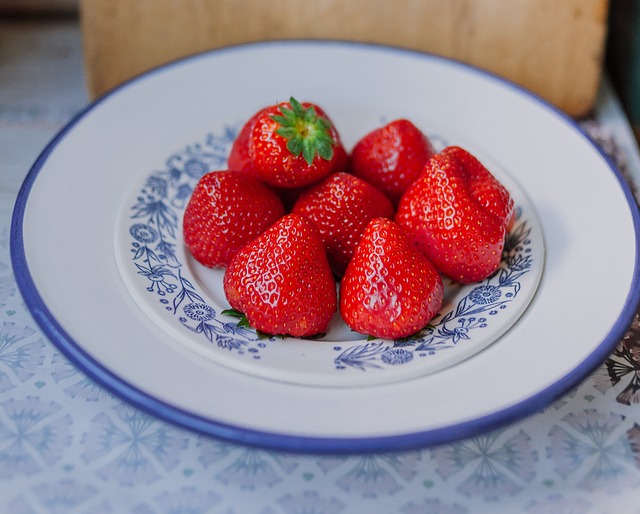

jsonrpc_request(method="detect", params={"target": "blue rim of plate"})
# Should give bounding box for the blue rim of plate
[9,40,640,454]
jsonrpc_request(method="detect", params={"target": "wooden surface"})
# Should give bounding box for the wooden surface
[80,0,609,117]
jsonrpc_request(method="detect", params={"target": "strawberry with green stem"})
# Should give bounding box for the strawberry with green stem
[271,97,336,166]
[228,97,347,188]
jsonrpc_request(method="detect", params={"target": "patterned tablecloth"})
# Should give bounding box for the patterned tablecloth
[2,20,640,514]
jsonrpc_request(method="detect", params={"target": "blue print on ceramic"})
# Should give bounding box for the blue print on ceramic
[126,125,270,360]
[333,216,534,371]
[125,126,535,372]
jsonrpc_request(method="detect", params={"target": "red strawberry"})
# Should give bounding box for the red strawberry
[223,214,337,337]
[230,97,347,188]
[227,111,257,175]
[291,172,394,276]
[183,171,285,267]
[440,146,515,230]
[339,217,444,340]
[350,119,435,204]
[395,146,514,284]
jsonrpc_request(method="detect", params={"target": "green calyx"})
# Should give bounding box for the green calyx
[270,97,336,165]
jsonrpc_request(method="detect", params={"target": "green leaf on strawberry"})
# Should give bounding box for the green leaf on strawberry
[271,97,336,165]
[221,308,250,325]
[222,308,283,339]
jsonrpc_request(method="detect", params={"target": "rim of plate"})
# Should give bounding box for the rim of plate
[10,40,640,454]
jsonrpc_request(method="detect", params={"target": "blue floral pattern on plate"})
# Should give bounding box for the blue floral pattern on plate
[333,218,534,371]
[115,125,544,387]
[119,127,277,360]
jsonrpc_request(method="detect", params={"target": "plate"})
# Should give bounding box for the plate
[11,41,640,453]
[113,136,544,387]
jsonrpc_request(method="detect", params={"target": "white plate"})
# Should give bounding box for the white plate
[113,136,543,387]
[11,41,640,453]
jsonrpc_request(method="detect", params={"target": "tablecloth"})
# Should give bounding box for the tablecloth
[2,19,640,514]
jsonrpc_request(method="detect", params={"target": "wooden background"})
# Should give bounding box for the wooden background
[80,0,609,117]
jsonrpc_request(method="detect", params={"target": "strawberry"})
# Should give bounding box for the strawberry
[291,172,394,277]
[228,97,347,189]
[339,217,444,340]
[395,146,514,284]
[183,170,285,267]
[227,111,257,175]
[440,146,515,230]
[223,214,337,337]
[350,119,435,204]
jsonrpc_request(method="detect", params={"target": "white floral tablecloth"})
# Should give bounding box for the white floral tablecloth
[2,19,640,514]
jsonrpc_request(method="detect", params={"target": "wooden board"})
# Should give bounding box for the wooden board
[80,0,609,117]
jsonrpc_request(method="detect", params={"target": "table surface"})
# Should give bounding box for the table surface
[2,19,640,514]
